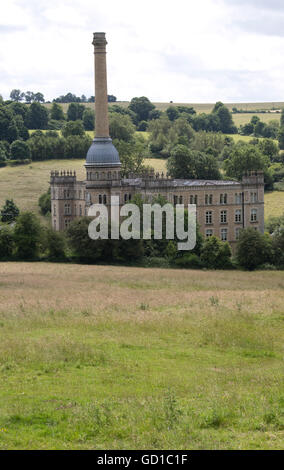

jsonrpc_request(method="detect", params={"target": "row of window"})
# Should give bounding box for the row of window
[206,226,259,241]
[205,209,258,225]
[173,192,258,206]
[86,171,121,181]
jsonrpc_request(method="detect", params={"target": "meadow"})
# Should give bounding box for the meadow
[0,262,283,450]
[43,101,283,126]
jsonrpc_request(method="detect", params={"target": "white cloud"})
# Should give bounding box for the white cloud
[0,0,284,102]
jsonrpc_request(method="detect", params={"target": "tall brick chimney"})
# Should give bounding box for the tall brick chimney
[92,32,109,138]
[85,33,120,168]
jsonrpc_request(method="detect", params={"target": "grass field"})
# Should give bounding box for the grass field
[0,159,283,219]
[42,101,283,126]
[0,263,283,449]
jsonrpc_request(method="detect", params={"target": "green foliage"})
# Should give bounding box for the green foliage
[113,135,146,176]
[46,228,66,260]
[82,108,94,131]
[148,116,195,157]
[64,135,92,159]
[129,96,155,122]
[167,145,221,180]
[50,103,65,121]
[67,103,85,121]
[271,227,284,267]
[236,228,273,270]
[224,143,269,180]
[0,225,15,259]
[26,102,48,129]
[109,113,135,142]
[1,199,19,223]
[14,212,43,259]
[61,120,85,138]
[10,140,31,160]
[200,236,232,269]
[38,188,51,216]
[278,127,284,150]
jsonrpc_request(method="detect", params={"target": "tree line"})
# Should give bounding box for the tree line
[0,197,283,271]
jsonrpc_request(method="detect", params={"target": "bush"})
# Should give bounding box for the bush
[10,140,31,160]
[14,212,43,260]
[0,225,14,259]
[38,189,51,216]
[174,253,203,268]
[46,228,66,260]
[201,236,232,269]
[236,228,273,270]
[0,199,19,223]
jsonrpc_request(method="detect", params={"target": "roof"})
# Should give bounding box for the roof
[85,137,121,167]
[122,178,240,187]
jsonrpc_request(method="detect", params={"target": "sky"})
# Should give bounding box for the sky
[1,0,284,103]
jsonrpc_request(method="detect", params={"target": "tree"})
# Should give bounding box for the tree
[10,89,24,102]
[67,103,85,121]
[271,227,284,267]
[24,91,34,103]
[38,188,51,215]
[64,135,91,158]
[67,217,110,261]
[258,139,279,162]
[10,140,31,160]
[34,92,45,103]
[46,228,66,260]
[62,120,85,138]
[1,199,20,223]
[224,144,269,180]
[14,212,43,259]
[0,225,14,259]
[82,108,95,131]
[50,103,65,121]
[278,127,284,150]
[113,135,146,175]
[129,96,155,122]
[26,102,48,129]
[281,109,284,127]
[167,145,221,180]
[0,105,16,142]
[166,106,179,121]
[236,228,272,270]
[200,235,232,269]
[212,102,236,134]
[109,113,135,142]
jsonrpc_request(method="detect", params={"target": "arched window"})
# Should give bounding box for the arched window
[95,172,99,180]
[179,196,183,204]
[99,195,102,204]
[103,195,107,204]
[124,194,128,202]
[194,195,198,205]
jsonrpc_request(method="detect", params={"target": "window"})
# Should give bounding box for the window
[53,219,56,230]
[220,210,227,223]
[235,209,242,223]
[53,205,56,216]
[99,195,102,204]
[235,193,243,204]
[205,194,213,205]
[79,190,82,199]
[206,211,212,224]
[221,228,228,241]
[206,229,213,238]
[129,194,132,201]
[64,203,71,215]
[103,195,107,204]
[179,196,183,204]
[124,193,128,202]
[235,228,241,240]
[95,172,99,180]
[190,195,194,204]
[220,193,227,204]
[74,205,77,216]
[79,205,82,216]
[108,172,111,179]
[194,195,198,205]
[173,195,178,206]
[251,209,257,222]
[251,192,257,203]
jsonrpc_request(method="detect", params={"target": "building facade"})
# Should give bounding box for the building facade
[50,33,264,249]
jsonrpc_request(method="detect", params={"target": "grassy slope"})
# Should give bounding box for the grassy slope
[0,263,283,450]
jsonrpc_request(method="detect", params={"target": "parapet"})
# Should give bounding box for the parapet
[50,170,77,184]
[241,170,264,186]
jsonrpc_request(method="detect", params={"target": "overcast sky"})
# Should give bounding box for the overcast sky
[1,0,284,103]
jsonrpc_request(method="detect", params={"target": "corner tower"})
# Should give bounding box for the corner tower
[85,32,121,172]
